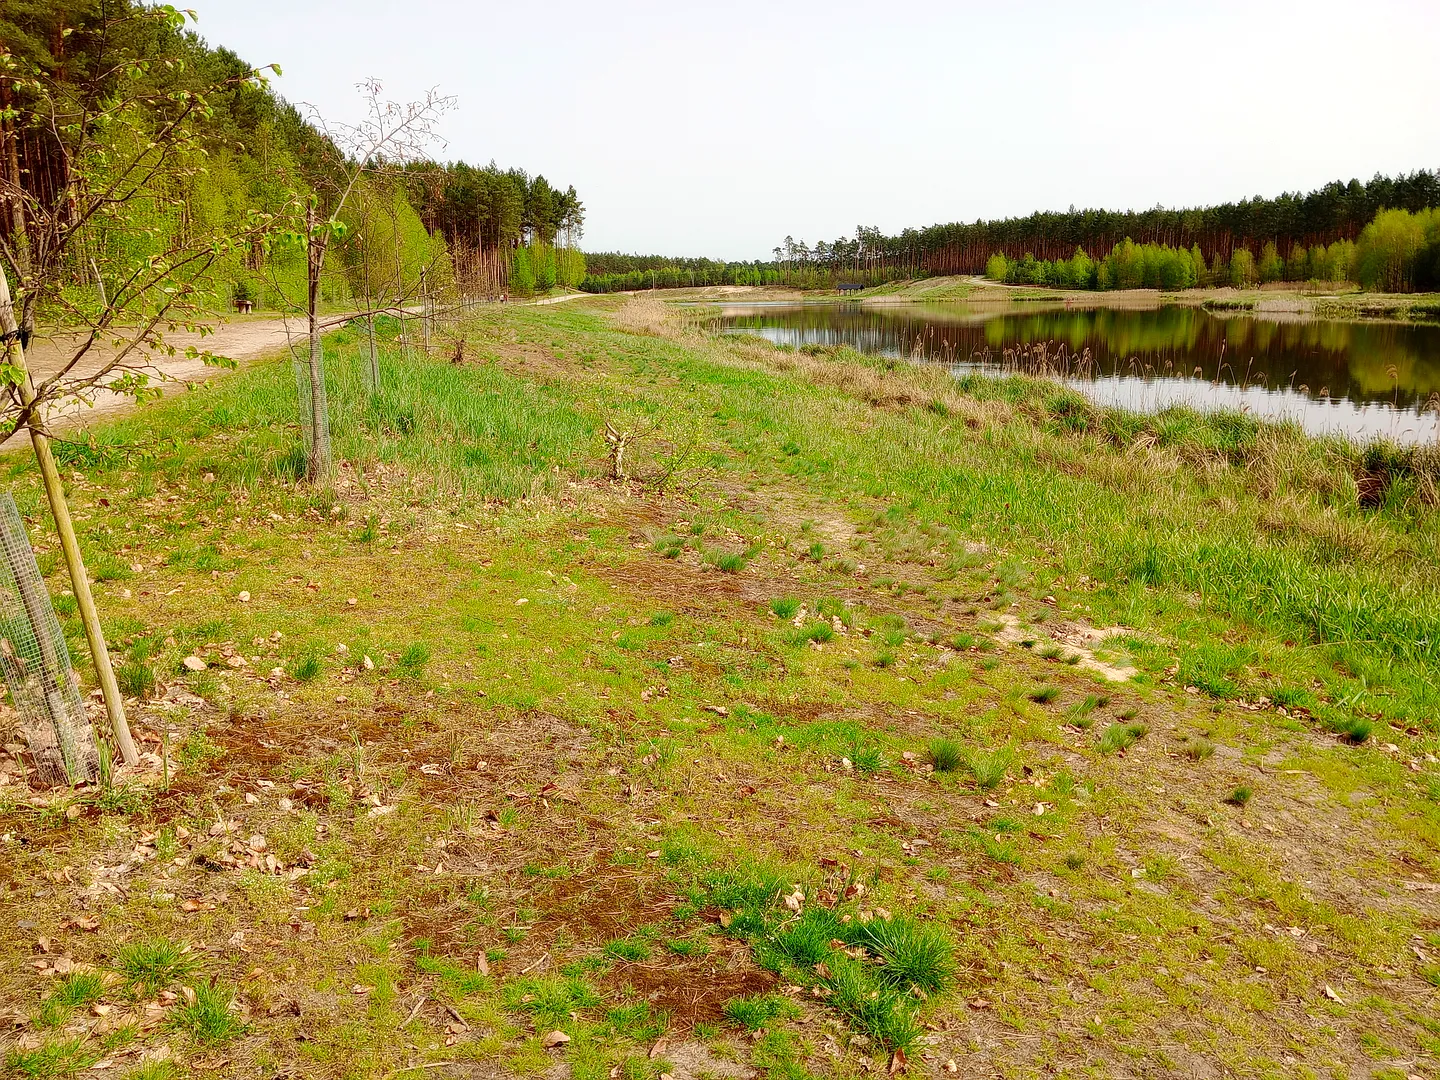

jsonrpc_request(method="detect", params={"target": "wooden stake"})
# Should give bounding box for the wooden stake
[0,264,137,766]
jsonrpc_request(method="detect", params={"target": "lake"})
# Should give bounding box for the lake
[711,302,1440,444]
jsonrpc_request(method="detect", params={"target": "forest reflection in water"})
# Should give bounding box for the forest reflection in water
[714,302,1440,444]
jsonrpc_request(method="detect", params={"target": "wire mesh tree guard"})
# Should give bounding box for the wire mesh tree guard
[0,494,99,786]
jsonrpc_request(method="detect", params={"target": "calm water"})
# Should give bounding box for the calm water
[713,302,1440,444]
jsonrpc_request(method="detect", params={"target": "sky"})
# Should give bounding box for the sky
[191,0,1440,261]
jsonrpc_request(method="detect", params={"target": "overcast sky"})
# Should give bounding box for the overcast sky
[192,0,1440,261]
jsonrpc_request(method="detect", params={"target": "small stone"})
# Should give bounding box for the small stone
[237,591,251,602]
[362,655,374,671]
[346,597,357,606]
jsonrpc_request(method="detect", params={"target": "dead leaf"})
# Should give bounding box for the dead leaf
[889,1047,908,1074]
[541,1030,570,1048]
[1324,984,1346,1005]
[476,953,490,976]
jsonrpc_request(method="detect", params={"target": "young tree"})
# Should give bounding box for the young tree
[1258,241,1284,283]
[272,80,453,482]
[1230,247,1257,287]
[1,6,274,767]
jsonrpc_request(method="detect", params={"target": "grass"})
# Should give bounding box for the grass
[113,939,197,995]
[1183,736,1217,761]
[1226,785,1254,807]
[723,992,799,1031]
[967,748,1012,790]
[396,641,432,677]
[168,983,245,1044]
[769,597,801,619]
[837,915,955,993]
[1066,694,1108,728]
[3,301,1439,1079]
[928,737,964,772]
[287,649,323,682]
[1097,721,1149,754]
[116,659,156,699]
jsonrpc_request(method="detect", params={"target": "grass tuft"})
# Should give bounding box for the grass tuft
[287,649,322,682]
[967,748,1012,790]
[839,916,955,994]
[1097,722,1148,754]
[114,939,196,994]
[928,737,964,773]
[397,641,432,677]
[1183,737,1216,761]
[117,660,156,699]
[723,992,798,1031]
[768,597,801,619]
[169,983,245,1044]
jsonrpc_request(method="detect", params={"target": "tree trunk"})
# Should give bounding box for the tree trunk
[394,217,409,361]
[0,264,136,769]
[361,212,379,392]
[305,205,333,482]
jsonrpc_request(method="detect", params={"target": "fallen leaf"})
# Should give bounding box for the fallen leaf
[541,1030,570,1048]
[1324,984,1346,1005]
[182,656,206,672]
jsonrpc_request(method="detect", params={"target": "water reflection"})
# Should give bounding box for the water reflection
[713,303,1440,444]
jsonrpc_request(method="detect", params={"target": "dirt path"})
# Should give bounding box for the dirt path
[6,313,362,449]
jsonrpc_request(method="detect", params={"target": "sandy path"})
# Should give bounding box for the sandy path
[5,313,360,449]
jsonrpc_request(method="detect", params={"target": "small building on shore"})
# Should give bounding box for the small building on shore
[837,282,864,294]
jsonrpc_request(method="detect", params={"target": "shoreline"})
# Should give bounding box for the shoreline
[624,278,1440,325]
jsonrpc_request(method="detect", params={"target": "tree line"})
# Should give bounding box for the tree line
[984,207,1440,293]
[579,257,784,293]
[828,171,1440,278]
[752,173,1437,285]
